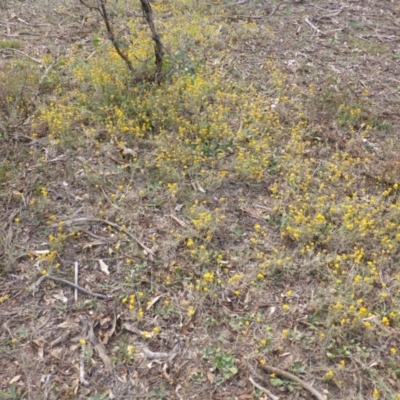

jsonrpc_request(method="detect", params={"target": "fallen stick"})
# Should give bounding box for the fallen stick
[260,364,327,400]
[88,320,112,371]
[305,18,323,35]
[33,274,113,300]
[52,217,155,259]
[223,15,270,20]
[74,262,79,302]
[249,376,279,400]
[98,219,155,259]
[79,343,89,386]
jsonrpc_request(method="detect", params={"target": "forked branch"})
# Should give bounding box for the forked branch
[79,0,164,81]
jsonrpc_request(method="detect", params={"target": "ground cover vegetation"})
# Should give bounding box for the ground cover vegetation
[1,0,400,398]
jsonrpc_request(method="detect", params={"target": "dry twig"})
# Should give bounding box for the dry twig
[305,18,323,36]
[79,343,90,386]
[51,217,155,259]
[96,218,155,259]
[33,274,113,300]
[249,376,279,400]
[260,364,327,400]
[74,262,79,301]
[222,15,269,20]
[88,320,112,370]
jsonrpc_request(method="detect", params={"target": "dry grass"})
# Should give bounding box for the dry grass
[1,0,400,399]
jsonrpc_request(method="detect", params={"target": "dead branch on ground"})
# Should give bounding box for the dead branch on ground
[260,363,327,400]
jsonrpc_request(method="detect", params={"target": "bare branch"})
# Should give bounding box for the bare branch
[80,0,135,72]
[79,0,165,81]
[140,0,164,81]
[33,274,113,300]
[99,1,135,72]
[260,364,327,400]
[249,377,280,400]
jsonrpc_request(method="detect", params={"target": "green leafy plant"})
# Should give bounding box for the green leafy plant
[202,347,238,383]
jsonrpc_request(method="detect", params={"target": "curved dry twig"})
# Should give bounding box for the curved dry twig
[33,274,113,300]
[260,364,327,400]
[88,320,112,370]
[249,376,279,400]
[51,217,155,259]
